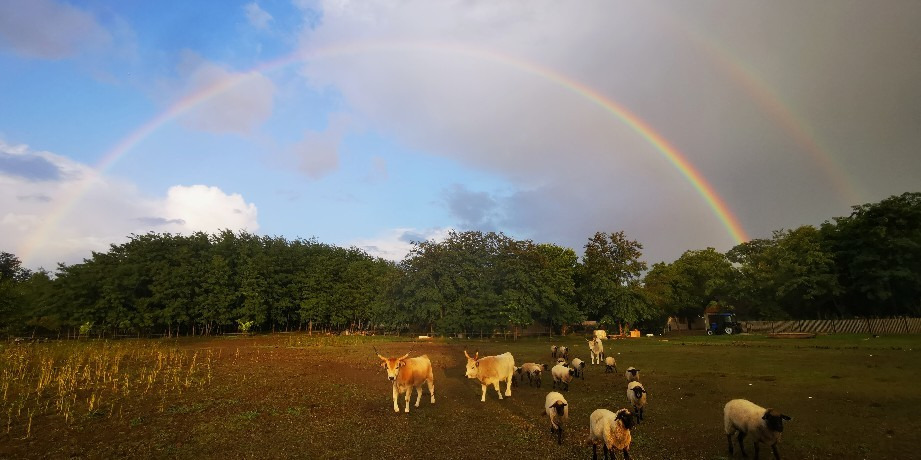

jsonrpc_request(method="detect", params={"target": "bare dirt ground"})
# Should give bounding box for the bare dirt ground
[2,333,919,459]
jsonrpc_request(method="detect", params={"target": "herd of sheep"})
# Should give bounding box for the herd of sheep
[377,338,791,459]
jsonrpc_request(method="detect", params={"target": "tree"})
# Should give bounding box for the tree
[578,231,648,333]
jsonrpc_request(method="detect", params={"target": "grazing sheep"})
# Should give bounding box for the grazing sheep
[512,366,522,388]
[605,356,618,373]
[624,367,640,382]
[544,391,569,445]
[556,357,567,365]
[588,338,605,364]
[551,345,559,359]
[560,346,570,360]
[724,399,791,459]
[626,381,647,423]
[551,363,576,391]
[589,408,636,460]
[571,358,586,380]
[521,362,544,387]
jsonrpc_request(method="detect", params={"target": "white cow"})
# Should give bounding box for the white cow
[464,351,515,402]
[588,337,605,365]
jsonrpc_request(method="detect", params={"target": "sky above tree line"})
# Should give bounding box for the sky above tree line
[1,0,919,271]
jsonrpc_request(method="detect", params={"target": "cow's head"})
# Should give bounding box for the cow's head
[762,409,791,433]
[377,350,410,382]
[463,350,479,379]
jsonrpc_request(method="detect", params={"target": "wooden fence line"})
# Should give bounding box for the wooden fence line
[739,318,921,334]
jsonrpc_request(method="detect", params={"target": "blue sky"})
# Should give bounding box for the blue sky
[2,0,920,270]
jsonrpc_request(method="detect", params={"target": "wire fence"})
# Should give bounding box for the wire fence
[739,318,921,334]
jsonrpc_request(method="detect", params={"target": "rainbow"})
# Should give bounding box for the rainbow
[20,41,750,263]
[647,3,862,205]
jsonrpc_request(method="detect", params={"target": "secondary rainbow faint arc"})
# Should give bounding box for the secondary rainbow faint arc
[22,41,749,262]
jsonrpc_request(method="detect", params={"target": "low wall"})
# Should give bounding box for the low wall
[739,318,921,334]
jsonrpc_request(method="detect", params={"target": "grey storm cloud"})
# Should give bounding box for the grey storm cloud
[298,1,921,262]
[0,151,62,181]
[0,0,110,59]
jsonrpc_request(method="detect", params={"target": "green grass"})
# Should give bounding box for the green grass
[1,332,919,459]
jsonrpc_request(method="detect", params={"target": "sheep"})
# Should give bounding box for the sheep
[724,399,791,459]
[551,345,559,359]
[605,356,618,373]
[626,381,647,423]
[556,357,567,365]
[551,363,576,391]
[624,367,640,382]
[521,362,544,387]
[560,346,570,360]
[589,408,636,460]
[512,366,523,388]
[544,391,569,445]
[571,358,586,380]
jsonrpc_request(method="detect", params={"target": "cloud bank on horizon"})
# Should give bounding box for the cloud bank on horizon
[1,0,919,270]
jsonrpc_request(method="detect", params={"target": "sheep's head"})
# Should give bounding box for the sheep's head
[631,385,647,399]
[627,368,640,376]
[556,358,567,364]
[616,410,636,430]
[377,352,410,382]
[550,400,567,416]
[762,409,791,432]
[551,345,558,352]
[463,350,479,379]
[568,368,576,377]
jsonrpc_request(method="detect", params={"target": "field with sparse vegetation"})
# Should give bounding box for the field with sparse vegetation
[1,333,919,459]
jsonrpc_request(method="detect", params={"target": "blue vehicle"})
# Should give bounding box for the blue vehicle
[706,312,742,336]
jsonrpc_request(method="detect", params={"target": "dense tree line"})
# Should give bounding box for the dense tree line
[1,192,919,337]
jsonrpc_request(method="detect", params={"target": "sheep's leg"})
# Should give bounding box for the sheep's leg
[392,384,400,413]
[753,441,760,459]
[557,426,563,445]
[427,378,435,404]
[737,431,747,457]
[480,384,487,402]
[771,443,780,460]
[602,443,610,460]
[404,387,411,413]
[622,448,631,460]
[494,381,503,399]
[414,384,423,407]
[592,444,598,460]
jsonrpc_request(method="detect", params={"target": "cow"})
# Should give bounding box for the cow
[376,348,435,413]
[464,350,515,402]
[588,337,605,365]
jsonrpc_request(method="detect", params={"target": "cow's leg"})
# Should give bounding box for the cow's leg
[494,381,503,399]
[480,384,487,402]
[414,384,423,407]
[404,387,411,413]
[504,376,512,396]
[427,378,435,404]
[392,384,400,413]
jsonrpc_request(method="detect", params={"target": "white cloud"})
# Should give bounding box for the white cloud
[0,0,111,59]
[0,141,259,270]
[348,227,452,262]
[244,2,273,30]
[287,113,349,179]
[173,54,276,134]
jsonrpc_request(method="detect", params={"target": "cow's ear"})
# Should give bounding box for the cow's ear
[475,361,480,367]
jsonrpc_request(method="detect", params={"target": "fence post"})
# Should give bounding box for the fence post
[866,318,872,335]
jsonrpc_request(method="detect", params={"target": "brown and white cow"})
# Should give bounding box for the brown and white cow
[464,350,515,402]
[376,349,435,413]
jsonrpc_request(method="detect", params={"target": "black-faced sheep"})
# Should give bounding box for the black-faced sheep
[589,408,636,460]
[724,399,791,459]
[626,381,647,423]
[545,391,569,445]
[551,363,575,391]
[605,356,618,373]
[624,367,640,382]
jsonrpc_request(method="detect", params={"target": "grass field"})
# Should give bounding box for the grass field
[1,332,919,459]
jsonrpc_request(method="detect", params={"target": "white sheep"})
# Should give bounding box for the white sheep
[551,345,559,359]
[551,363,576,391]
[556,357,567,365]
[605,356,617,373]
[571,358,586,380]
[544,391,569,445]
[624,367,640,382]
[589,408,636,460]
[560,346,570,360]
[626,381,647,423]
[521,362,544,387]
[724,399,791,459]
